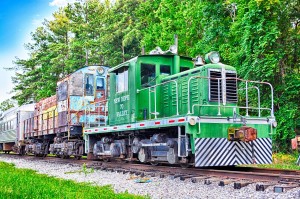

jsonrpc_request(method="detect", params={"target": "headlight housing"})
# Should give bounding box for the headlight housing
[205,51,221,64]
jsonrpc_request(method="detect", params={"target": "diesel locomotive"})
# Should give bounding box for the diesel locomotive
[0,42,276,167]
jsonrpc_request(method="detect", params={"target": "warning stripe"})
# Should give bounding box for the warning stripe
[195,138,272,167]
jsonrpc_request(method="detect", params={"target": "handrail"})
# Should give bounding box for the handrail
[191,104,271,116]
[187,76,274,117]
[138,79,179,118]
[84,99,108,127]
[239,86,261,117]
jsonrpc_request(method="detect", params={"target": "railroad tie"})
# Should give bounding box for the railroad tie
[191,176,209,183]
[233,182,251,189]
[255,183,275,191]
[169,174,185,180]
[180,175,197,181]
[159,173,169,178]
[218,179,234,187]
[122,170,130,174]
[274,185,299,193]
[204,178,219,185]
[141,172,155,177]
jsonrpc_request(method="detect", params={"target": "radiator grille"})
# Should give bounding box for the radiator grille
[226,72,238,102]
[209,70,237,103]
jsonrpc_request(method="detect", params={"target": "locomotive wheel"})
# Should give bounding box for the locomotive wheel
[103,157,110,162]
[138,148,148,163]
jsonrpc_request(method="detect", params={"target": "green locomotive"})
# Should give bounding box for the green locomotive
[84,42,276,167]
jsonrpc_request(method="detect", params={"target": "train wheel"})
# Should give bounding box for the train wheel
[103,157,110,162]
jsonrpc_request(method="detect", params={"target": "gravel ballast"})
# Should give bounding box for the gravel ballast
[1,156,300,199]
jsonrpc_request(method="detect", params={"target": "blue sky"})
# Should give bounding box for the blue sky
[0,0,75,102]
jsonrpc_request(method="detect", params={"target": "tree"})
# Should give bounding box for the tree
[0,99,16,112]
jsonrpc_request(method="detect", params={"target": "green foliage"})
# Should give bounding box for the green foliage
[253,153,300,170]
[6,0,300,151]
[0,161,143,199]
[0,99,16,112]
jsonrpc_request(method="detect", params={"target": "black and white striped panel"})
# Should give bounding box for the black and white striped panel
[195,138,272,167]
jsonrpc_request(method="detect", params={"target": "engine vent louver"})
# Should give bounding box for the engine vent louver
[209,70,237,103]
[209,71,222,101]
[226,72,238,103]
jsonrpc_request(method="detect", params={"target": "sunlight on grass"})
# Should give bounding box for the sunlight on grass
[248,153,300,170]
[0,161,144,199]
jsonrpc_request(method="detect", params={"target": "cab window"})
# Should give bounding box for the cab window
[160,65,170,75]
[96,77,104,90]
[116,67,128,93]
[85,74,94,96]
[141,63,156,87]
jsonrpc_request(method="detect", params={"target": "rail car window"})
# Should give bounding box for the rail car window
[141,63,156,87]
[160,65,171,75]
[96,77,104,90]
[85,74,94,96]
[116,67,128,93]
[180,66,189,72]
[57,81,68,101]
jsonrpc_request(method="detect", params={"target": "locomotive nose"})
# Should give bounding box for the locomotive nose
[228,126,257,142]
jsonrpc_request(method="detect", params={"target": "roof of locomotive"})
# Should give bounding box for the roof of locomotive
[108,54,193,73]
[58,65,110,83]
[162,62,236,82]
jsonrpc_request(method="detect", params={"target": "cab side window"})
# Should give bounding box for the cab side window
[141,63,156,87]
[116,67,128,93]
[85,74,94,96]
[160,65,170,75]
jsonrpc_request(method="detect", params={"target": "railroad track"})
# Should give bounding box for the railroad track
[2,154,300,193]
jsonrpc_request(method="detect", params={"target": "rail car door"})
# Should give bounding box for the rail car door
[94,76,107,126]
[137,62,157,120]
[108,65,132,125]
[57,80,68,133]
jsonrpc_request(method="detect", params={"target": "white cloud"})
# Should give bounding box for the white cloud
[49,0,77,7]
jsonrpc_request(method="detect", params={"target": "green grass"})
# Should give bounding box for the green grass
[249,152,300,170]
[0,161,144,199]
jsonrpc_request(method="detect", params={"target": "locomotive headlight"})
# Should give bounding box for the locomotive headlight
[188,117,197,126]
[272,121,278,128]
[205,51,220,64]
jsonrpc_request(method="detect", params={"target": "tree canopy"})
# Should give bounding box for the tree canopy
[5,0,300,151]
